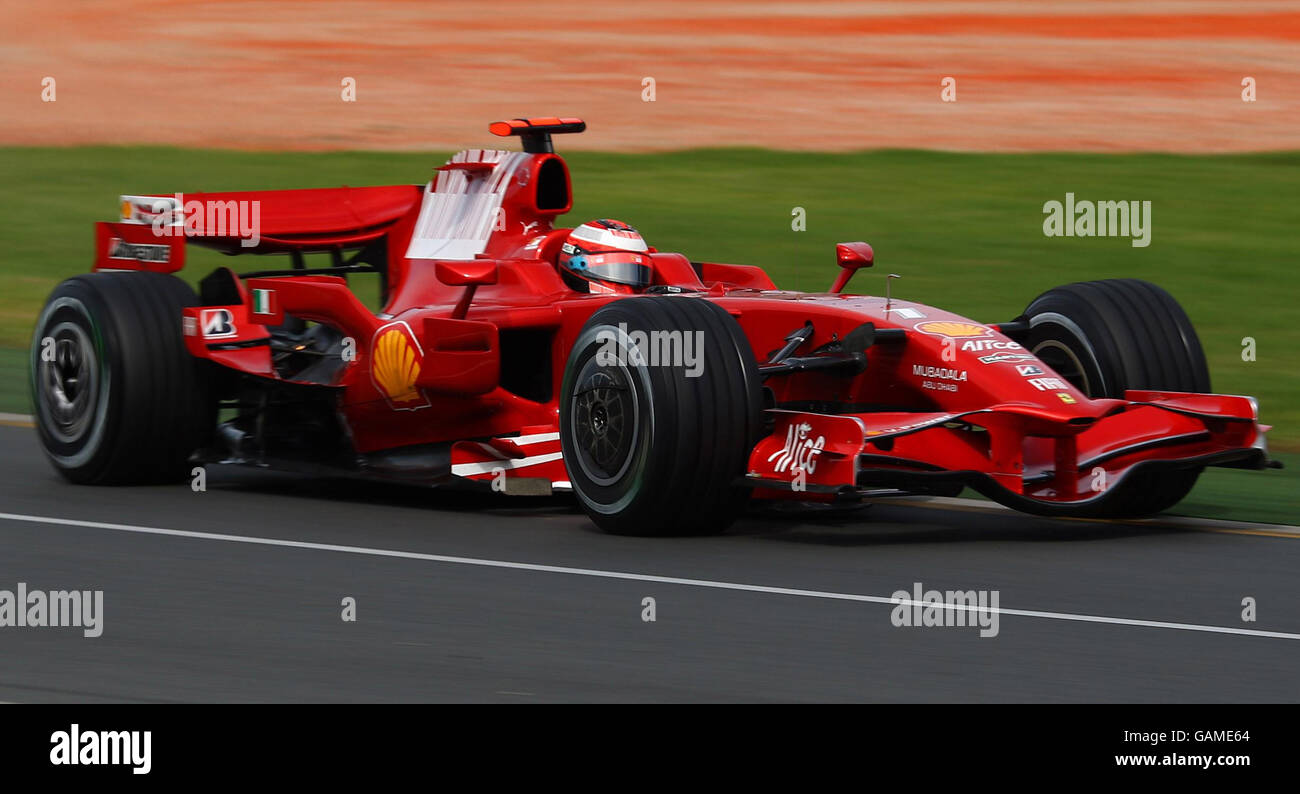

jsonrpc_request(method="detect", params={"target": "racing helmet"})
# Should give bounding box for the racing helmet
[557,219,652,294]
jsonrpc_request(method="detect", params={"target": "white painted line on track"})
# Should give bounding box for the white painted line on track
[2,510,1298,641]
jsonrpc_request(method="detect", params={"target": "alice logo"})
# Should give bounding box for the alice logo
[767,422,824,475]
[1043,193,1151,248]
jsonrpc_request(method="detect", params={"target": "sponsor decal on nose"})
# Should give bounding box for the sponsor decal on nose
[914,321,990,338]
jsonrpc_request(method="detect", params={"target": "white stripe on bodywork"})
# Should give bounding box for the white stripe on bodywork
[405,150,528,260]
[451,451,564,477]
[513,432,560,446]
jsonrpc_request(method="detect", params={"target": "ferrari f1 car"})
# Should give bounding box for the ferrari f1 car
[31,117,1279,535]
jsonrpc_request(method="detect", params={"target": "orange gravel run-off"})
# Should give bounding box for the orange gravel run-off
[1,0,1297,152]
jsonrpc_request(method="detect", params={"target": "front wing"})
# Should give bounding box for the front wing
[746,390,1273,513]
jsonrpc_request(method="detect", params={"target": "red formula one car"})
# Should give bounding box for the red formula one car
[31,118,1279,534]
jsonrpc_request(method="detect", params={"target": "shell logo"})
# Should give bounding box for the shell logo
[371,323,428,408]
[913,320,990,338]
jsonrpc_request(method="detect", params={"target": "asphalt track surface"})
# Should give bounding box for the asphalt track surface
[0,424,1297,703]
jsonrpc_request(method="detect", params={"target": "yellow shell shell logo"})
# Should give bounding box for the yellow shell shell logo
[914,321,989,338]
[373,328,423,404]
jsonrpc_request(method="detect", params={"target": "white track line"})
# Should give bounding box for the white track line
[1,511,1297,641]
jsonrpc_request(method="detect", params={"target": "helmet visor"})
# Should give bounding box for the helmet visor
[574,252,652,289]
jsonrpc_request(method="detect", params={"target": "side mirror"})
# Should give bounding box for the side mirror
[829,242,873,294]
[436,260,499,319]
[436,259,498,287]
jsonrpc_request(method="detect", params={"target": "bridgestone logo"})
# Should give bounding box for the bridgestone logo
[108,237,170,263]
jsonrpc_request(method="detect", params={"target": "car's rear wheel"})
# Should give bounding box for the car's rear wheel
[31,272,214,484]
[1022,278,1209,516]
[560,297,762,535]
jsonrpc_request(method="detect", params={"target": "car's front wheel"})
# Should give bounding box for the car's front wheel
[1022,278,1210,516]
[560,297,762,535]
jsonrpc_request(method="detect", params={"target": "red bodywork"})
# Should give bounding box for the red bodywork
[92,120,1274,513]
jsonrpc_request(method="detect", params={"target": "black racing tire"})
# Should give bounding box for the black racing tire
[1022,278,1209,516]
[559,296,763,536]
[30,272,214,484]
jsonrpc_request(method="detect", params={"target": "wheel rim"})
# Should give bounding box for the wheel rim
[569,360,640,486]
[1032,338,1093,397]
[39,321,100,443]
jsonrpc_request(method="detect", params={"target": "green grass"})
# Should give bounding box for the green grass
[0,346,28,416]
[0,147,1295,524]
[1164,452,1297,526]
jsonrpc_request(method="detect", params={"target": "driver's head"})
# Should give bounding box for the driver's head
[557,219,651,294]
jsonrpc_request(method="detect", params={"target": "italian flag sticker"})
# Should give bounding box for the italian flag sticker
[252,288,275,315]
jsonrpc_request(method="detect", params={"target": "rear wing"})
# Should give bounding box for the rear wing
[95,186,423,271]
[94,117,587,272]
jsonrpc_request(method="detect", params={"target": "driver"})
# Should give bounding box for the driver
[557,219,652,294]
